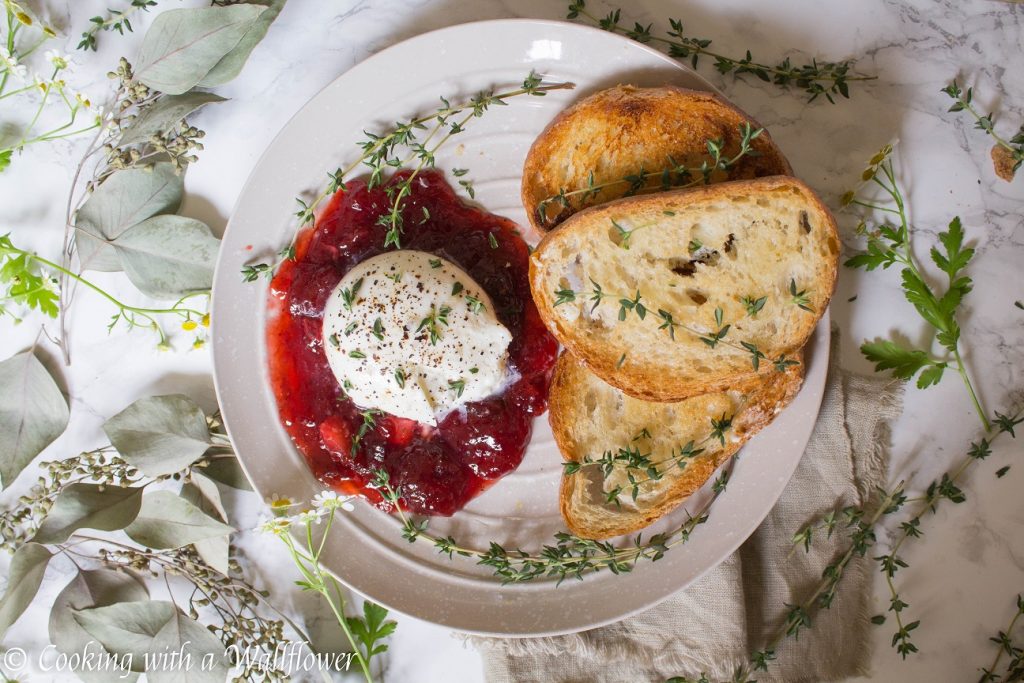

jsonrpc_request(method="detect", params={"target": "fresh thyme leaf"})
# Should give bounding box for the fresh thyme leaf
[349,350,366,359]
[568,1,873,103]
[371,318,385,341]
[428,258,442,269]
[452,281,464,296]
[465,295,485,314]
[394,368,406,388]
[553,288,577,306]
[488,232,499,249]
[448,379,466,397]
[340,277,363,311]
[741,295,767,317]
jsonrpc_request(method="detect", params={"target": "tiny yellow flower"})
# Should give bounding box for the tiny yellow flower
[861,168,875,182]
[43,26,57,38]
[182,319,198,331]
[201,313,210,327]
[156,341,171,352]
[267,493,295,513]
[840,190,855,207]
[192,338,205,350]
[15,11,32,26]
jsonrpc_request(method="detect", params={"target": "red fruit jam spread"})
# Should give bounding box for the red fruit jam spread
[266,170,558,516]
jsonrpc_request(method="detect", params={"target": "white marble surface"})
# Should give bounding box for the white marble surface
[1,0,1023,681]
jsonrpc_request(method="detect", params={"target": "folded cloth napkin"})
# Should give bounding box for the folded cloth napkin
[474,332,904,683]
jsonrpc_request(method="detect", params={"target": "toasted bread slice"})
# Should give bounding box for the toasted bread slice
[522,85,792,232]
[530,176,838,402]
[551,352,804,539]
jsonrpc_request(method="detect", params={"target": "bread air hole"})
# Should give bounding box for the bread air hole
[686,289,708,305]
[800,210,812,234]
[584,390,597,413]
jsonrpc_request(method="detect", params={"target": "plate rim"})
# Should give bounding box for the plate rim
[211,17,830,637]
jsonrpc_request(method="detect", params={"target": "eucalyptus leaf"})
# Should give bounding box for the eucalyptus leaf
[198,0,286,87]
[73,600,175,672]
[75,163,183,272]
[111,215,220,299]
[181,477,230,574]
[50,569,148,683]
[184,472,227,521]
[32,484,145,544]
[0,543,52,640]
[200,455,252,491]
[148,606,230,683]
[135,5,267,95]
[125,490,234,549]
[118,91,226,147]
[103,394,211,478]
[0,351,69,489]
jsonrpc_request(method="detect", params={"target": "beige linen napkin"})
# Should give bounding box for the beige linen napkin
[475,332,903,683]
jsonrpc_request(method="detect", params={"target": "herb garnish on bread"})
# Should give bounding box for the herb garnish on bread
[521,85,792,232]
[551,352,804,540]
[529,176,839,402]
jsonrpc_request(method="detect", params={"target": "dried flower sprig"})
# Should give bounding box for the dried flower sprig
[979,594,1024,682]
[942,80,1023,182]
[536,123,763,227]
[0,6,100,173]
[0,233,211,349]
[78,0,159,51]
[567,0,874,103]
[261,491,395,683]
[843,143,989,430]
[243,72,575,279]
[369,465,729,584]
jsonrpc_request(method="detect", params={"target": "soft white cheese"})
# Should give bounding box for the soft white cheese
[321,250,512,425]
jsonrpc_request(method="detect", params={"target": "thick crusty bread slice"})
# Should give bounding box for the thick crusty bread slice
[551,351,804,540]
[530,176,839,402]
[521,85,792,232]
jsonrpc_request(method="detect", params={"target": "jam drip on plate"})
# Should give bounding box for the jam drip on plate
[266,170,558,515]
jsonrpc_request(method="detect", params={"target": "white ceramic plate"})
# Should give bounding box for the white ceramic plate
[211,18,829,637]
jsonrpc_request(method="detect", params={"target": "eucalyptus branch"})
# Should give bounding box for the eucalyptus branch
[843,144,990,431]
[243,72,575,279]
[566,0,874,103]
[369,464,729,584]
[942,80,1023,181]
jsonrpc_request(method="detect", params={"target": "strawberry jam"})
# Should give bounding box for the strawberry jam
[266,170,558,515]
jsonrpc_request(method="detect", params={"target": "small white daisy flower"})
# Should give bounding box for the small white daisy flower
[257,517,291,536]
[267,493,297,514]
[293,508,325,525]
[311,490,356,511]
[0,48,27,82]
[45,49,70,71]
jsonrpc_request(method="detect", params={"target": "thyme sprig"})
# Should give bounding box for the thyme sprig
[564,419,731,504]
[703,482,908,683]
[536,123,763,226]
[368,465,730,584]
[78,0,159,52]
[843,143,989,430]
[554,283,799,373]
[979,594,1024,682]
[567,1,874,103]
[872,408,1022,659]
[243,72,574,278]
[942,80,1023,180]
